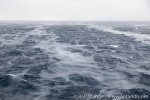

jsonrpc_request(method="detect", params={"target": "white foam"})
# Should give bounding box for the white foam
[134,24,150,27]
[88,24,150,45]
[34,35,99,79]
[109,45,119,48]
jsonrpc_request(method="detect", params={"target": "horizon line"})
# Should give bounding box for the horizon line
[0,20,150,22]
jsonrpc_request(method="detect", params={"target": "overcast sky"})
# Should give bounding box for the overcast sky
[0,0,150,21]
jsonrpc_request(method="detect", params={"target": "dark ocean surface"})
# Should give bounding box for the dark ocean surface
[0,22,150,100]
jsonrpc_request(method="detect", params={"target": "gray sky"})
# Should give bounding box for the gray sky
[0,0,150,21]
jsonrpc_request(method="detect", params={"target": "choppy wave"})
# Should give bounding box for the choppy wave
[0,22,150,100]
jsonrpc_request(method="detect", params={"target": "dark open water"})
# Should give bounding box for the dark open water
[0,22,150,100]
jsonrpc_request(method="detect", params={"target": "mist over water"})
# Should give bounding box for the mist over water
[0,22,150,100]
